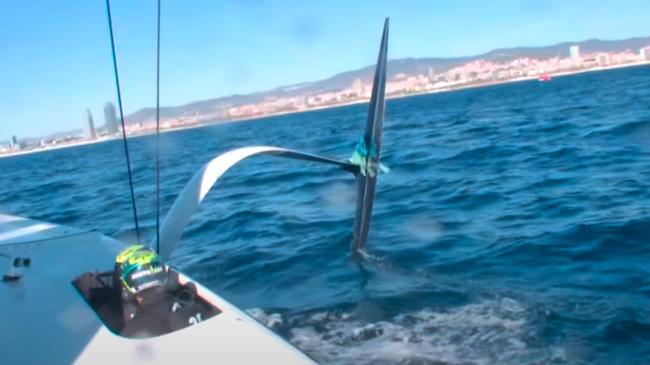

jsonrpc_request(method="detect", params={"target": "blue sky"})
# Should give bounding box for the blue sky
[1,0,648,138]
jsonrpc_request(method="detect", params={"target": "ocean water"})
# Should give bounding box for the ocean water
[2,65,650,364]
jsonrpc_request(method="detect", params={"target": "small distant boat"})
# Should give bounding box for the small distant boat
[538,74,552,82]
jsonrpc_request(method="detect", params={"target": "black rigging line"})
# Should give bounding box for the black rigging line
[105,0,141,243]
[155,0,161,254]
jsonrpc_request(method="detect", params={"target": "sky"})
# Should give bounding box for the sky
[0,0,648,138]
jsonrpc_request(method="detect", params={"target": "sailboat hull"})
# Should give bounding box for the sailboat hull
[0,214,315,364]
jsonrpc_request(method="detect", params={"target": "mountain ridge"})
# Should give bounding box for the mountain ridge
[125,36,650,125]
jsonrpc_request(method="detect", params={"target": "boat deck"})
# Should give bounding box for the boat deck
[0,214,315,364]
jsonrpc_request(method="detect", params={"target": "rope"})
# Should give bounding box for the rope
[155,0,161,254]
[105,0,141,243]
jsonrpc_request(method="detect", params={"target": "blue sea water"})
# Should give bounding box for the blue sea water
[2,65,650,364]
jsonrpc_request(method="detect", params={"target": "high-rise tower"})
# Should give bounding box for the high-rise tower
[85,109,97,139]
[104,102,119,134]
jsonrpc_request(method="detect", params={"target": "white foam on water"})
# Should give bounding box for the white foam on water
[249,298,566,365]
[402,215,444,243]
[320,181,356,214]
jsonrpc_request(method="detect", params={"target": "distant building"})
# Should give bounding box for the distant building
[84,109,97,140]
[10,135,19,150]
[641,47,650,61]
[104,102,119,134]
[427,66,435,81]
[597,53,610,66]
[569,45,581,60]
[352,78,364,98]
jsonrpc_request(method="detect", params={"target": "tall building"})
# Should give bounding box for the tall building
[427,66,435,81]
[641,47,650,61]
[569,45,581,60]
[352,78,364,98]
[104,102,119,134]
[10,135,19,150]
[84,108,97,140]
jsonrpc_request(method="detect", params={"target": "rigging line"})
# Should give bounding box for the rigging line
[155,0,161,254]
[105,0,142,243]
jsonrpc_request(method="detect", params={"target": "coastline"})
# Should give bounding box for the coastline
[2,60,649,160]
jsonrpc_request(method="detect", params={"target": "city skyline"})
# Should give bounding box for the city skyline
[2,38,649,156]
[2,36,650,150]
[1,1,649,138]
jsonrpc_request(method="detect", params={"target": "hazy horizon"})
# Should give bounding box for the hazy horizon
[2,0,649,137]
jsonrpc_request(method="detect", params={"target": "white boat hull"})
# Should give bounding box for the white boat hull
[0,214,316,364]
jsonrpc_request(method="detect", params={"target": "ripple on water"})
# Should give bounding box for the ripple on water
[1,64,650,364]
